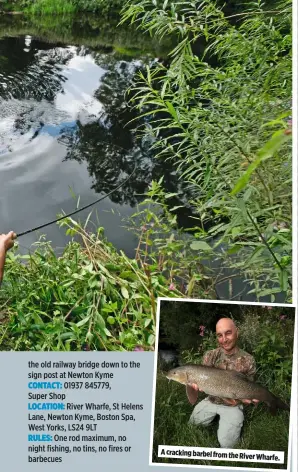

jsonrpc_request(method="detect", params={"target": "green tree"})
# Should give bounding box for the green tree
[121,0,292,302]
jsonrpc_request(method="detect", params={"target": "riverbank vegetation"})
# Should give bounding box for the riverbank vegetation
[0,12,172,55]
[0,0,124,15]
[121,0,292,302]
[153,302,294,467]
[0,194,215,351]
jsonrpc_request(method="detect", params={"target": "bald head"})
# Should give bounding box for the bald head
[216,318,239,354]
[216,318,237,332]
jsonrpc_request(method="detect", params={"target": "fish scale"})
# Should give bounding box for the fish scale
[165,364,290,414]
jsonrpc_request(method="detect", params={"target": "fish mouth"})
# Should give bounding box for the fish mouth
[165,374,175,382]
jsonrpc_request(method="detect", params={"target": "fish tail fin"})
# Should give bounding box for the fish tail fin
[276,397,290,412]
[267,402,277,416]
[268,394,290,415]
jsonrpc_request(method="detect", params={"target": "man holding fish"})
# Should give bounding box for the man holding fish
[189,318,259,448]
[166,318,289,449]
[0,231,16,287]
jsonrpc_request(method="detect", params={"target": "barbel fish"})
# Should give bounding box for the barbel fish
[165,364,290,414]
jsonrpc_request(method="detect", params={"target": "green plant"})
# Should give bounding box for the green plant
[0,217,169,350]
[253,326,293,395]
[121,0,292,302]
[125,179,215,299]
[0,207,214,351]
[20,0,125,15]
[23,0,77,14]
[180,330,217,364]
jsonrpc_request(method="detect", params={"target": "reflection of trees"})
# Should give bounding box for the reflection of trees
[57,55,142,204]
[0,13,173,56]
[61,118,196,218]
[59,54,196,225]
[0,19,194,224]
[60,55,179,206]
[61,120,151,205]
[0,36,72,101]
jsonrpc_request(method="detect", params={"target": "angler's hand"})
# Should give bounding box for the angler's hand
[241,399,260,405]
[0,231,17,252]
[190,383,204,392]
[222,398,241,406]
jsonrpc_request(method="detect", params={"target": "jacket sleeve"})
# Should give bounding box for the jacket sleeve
[202,350,215,367]
[245,356,257,381]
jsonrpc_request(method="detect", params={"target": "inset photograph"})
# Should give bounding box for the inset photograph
[150,299,295,470]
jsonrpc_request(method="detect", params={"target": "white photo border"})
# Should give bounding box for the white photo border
[149,298,297,472]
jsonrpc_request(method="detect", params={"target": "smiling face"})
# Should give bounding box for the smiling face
[216,318,238,354]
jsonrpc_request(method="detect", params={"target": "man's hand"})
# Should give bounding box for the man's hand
[222,398,241,406]
[0,231,16,252]
[241,399,260,405]
[190,383,204,392]
[220,398,260,406]
[0,231,17,284]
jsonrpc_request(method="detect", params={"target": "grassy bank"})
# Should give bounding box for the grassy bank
[0,0,124,15]
[0,220,177,351]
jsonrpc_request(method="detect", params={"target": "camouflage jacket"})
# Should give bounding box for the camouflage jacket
[202,347,256,405]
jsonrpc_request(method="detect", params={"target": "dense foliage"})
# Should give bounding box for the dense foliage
[159,300,294,368]
[0,209,215,351]
[121,0,292,302]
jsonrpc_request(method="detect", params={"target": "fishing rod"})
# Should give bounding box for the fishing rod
[16,162,137,238]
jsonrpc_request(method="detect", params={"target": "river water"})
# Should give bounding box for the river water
[0,14,186,257]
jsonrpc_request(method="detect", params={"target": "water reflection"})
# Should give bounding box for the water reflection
[0,15,190,258]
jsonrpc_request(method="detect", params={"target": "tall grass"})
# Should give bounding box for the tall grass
[20,0,124,15]
[25,0,77,14]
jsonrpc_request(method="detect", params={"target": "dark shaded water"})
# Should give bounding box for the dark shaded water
[0,14,187,257]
